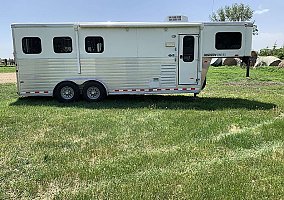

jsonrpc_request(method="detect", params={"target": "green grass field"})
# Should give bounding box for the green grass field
[0,66,16,73]
[0,66,284,199]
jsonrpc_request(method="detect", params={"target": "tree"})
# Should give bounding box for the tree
[210,3,258,35]
[259,43,284,60]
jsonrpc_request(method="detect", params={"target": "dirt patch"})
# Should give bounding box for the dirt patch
[0,73,16,83]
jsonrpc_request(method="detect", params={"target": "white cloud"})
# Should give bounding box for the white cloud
[255,8,270,15]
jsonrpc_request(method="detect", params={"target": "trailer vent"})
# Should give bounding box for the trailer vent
[167,15,188,22]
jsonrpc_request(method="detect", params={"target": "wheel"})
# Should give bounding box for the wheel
[54,82,80,103]
[82,82,106,102]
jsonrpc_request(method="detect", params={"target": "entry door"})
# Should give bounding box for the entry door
[178,35,199,85]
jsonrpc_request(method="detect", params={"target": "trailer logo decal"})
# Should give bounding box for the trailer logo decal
[204,53,226,57]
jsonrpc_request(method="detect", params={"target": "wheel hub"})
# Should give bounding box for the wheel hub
[87,86,100,99]
[61,86,74,100]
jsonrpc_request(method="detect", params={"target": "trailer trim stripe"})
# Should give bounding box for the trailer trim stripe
[111,88,196,93]
[22,88,197,95]
[23,91,51,94]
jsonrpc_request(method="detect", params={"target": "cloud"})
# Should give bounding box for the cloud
[255,8,270,15]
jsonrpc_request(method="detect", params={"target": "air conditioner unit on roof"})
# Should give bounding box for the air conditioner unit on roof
[167,15,188,22]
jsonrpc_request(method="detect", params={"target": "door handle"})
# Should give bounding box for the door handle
[180,55,183,59]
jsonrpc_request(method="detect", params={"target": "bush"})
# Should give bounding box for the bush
[259,47,284,59]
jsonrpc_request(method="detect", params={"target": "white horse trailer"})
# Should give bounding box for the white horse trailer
[11,20,253,102]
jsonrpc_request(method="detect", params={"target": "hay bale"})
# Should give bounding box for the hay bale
[250,51,258,66]
[222,58,238,66]
[251,51,258,58]
[254,56,281,67]
[210,58,222,66]
[278,60,284,68]
[235,58,242,66]
[254,57,265,67]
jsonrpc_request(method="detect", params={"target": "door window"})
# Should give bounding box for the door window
[183,36,194,62]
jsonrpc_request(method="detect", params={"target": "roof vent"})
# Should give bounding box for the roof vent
[167,15,188,22]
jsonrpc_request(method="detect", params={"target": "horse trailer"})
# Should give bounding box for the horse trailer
[11,18,253,102]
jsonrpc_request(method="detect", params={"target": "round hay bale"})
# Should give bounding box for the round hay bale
[222,58,238,66]
[263,56,281,66]
[251,51,258,58]
[254,57,265,68]
[250,51,258,66]
[270,60,281,66]
[210,58,222,66]
[254,56,281,67]
[278,60,284,68]
[235,58,242,66]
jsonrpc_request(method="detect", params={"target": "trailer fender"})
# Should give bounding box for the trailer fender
[61,78,109,95]
[82,80,109,96]
[82,80,108,96]
[82,81,108,102]
[53,81,80,102]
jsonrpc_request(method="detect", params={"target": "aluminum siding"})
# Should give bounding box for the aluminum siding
[18,57,177,94]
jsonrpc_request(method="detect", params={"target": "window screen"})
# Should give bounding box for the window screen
[85,36,104,53]
[53,37,72,53]
[183,36,194,62]
[215,32,242,50]
[22,37,42,54]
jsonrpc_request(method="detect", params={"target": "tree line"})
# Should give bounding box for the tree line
[258,45,284,60]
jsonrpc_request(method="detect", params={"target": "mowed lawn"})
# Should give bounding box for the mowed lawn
[0,66,16,73]
[0,66,284,199]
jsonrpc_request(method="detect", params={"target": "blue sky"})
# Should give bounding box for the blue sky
[1,0,283,58]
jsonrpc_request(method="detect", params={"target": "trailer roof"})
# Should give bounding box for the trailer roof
[11,21,253,28]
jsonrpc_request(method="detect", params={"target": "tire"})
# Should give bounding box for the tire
[54,82,80,103]
[82,82,107,102]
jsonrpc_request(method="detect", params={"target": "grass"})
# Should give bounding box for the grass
[0,66,16,73]
[0,66,284,199]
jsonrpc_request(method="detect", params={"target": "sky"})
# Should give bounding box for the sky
[1,0,283,58]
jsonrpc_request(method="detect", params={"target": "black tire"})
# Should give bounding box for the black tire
[82,82,107,102]
[54,82,80,103]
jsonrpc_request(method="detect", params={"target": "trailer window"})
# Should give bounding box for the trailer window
[53,37,72,53]
[183,36,194,62]
[22,37,42,54]
[85,37,104,53]
[215,32,242,50]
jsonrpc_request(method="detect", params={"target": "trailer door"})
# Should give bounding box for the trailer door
[178,35,199,85]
